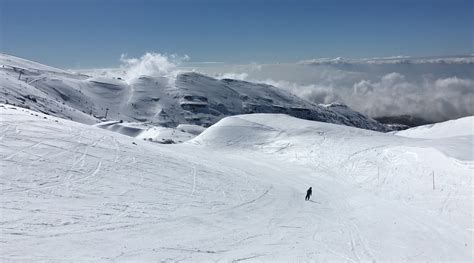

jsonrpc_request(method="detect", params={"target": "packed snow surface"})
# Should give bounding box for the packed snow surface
[1,105,472,261]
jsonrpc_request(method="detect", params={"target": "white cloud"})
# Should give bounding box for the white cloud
[300,55,474,65]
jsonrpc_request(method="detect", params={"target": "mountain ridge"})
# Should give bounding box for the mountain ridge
[1,53,388,131]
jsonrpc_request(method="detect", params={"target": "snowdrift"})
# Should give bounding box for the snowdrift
[395,116,474,139]
[193,113,473,161]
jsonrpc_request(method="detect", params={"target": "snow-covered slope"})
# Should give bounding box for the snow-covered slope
[1,53,387,131]
[95,121,205,143]
[1,105,472,261]
[395,116,474,139]
[0,55,97,124]
[0,53,68,74]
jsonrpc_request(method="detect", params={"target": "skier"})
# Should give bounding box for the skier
[305,187,312,201]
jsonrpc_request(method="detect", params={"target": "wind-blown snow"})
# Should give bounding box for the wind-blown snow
[1,105,472,261]
[119,53,189,84]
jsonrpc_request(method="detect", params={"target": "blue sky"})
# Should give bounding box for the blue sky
[0,0,472,68]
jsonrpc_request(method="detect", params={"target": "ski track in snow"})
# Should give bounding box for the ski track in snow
[0,106,472,261]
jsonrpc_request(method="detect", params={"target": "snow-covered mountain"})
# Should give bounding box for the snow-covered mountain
[0,53,387,131]
[1,104,472,261]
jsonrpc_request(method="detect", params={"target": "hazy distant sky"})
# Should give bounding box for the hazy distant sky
[0,0,472,68]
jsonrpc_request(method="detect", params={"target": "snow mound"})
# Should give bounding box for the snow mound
[395,116,474,139]
[194,113,473,163]
[193,113,391,153]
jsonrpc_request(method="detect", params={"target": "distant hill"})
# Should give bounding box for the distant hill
[375,115,432,128]
[1,53,387,131]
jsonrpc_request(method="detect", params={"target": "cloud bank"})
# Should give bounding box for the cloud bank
[348,74,473,122]
[299,55,474,65]
[194,56,474,122]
